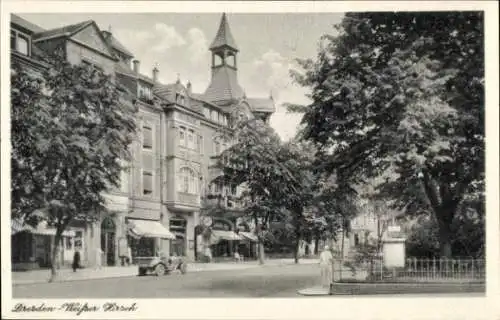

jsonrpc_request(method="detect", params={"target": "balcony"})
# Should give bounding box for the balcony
[177,192,200,207]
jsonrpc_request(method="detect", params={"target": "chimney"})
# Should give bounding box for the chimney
[102,26,113,46]
[186,81,192,94]
[132,60,140,73]
[152,65,159,82]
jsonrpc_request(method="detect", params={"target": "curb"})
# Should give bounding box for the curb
[297,282,486,296]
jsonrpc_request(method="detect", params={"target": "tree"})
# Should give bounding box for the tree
[11,58,137,281]
[289,12,484,258]
[213,118,319,264]
[211,118,283,264]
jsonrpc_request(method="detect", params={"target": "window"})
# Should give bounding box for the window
[11,30,30,56]
[198,135,204,154]
[74,231,83,250]
[143,171,153,196]
[179,167,197,194]
[203,108,210,118]
[187,129,194,149]
[179,127,186,147]
[176,93,185,106]
[231,184,237,195]
[214,142,221,155]
[138,84,153,101]
[65,237,72,250]
[211,110,217,122]
[142,124,153,150]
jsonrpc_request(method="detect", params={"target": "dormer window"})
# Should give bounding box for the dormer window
[11,29,30,56]
[176,93,185,106]
[138,83,153,102]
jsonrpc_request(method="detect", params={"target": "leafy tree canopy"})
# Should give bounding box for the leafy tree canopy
[290,12,484,257]
[11,59,137,258]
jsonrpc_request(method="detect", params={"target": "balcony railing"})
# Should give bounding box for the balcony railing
[177,192,200,206]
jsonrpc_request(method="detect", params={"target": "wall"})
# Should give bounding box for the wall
[66,41,115,74]
[128,103,162,220]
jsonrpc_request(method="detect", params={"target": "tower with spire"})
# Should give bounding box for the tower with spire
[203,13,244,106]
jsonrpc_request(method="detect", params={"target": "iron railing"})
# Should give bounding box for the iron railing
[342,257,485,282]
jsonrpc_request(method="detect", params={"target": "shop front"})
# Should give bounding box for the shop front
[127,218,176,261]
[11,219,75,270]
[235,221,258,260]
[208,218,242,261]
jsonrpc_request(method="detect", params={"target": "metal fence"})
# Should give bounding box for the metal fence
[346,257,485,282]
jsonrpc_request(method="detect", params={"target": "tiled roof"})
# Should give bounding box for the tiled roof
[246,97,276,113]
[115,61,136,77]
[209,13,238,51]
[153,83,178,103]
[115,61,155,85]
[10,14,45,34]
[106,33,134,57]
[33,20,93,40]
[203,67,244,104]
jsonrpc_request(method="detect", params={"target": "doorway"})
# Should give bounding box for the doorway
[101,217,116,266]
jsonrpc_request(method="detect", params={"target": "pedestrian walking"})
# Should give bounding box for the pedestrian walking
[319,245,334,290]
[72,251,81,272]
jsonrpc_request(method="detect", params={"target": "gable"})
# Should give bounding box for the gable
[232,102,253,120]
[70,23,113,58]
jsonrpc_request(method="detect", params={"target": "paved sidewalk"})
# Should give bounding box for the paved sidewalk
[12,258,319,285]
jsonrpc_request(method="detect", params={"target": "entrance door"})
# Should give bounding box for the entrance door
[101,217,116,266]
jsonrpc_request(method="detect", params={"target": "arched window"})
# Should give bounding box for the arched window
[178,167,197,194]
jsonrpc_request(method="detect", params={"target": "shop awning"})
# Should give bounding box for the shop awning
[239,231,258,242]
[128,219,175,239]
[210,230,242,242]
[11,219,75,237]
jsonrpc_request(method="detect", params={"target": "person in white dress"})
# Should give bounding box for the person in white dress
[319,245,334,289]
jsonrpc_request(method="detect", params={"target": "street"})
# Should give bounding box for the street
[13,263,322,298]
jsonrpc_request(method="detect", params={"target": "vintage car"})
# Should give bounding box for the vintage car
[136,255,188,276]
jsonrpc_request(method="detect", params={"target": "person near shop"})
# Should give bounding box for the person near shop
[72,251,81,272]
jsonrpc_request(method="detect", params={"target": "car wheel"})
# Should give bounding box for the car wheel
[179,263,187,274]
[138,268,147,276]
[155,263,166,276]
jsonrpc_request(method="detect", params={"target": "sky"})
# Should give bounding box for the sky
[19,13,344,141]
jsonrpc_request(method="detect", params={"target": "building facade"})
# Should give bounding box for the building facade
[10,13,274,269]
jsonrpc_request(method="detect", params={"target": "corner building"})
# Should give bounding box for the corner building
[10,13,274,269]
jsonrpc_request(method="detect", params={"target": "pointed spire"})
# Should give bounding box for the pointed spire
[269,90,274,100]
[176,73,181,84]
[243,90,247,99]
[209,13,239,51]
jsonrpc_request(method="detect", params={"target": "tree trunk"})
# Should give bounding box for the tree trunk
[340,229,345,260]
[49,232,62,283]
[314,237,320,255]
[258,240,265,265]
[438,223,453,258]
[294,237,300,264]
